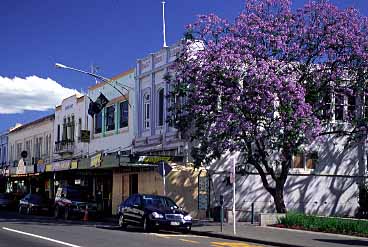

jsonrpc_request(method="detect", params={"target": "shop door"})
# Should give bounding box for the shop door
[129,174,138,195]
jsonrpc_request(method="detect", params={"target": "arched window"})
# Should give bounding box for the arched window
[143,93,150,129]
[158,88,165,127]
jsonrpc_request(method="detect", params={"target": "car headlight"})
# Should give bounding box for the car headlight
[29,203,36,207]
[152,212,164,219]
[184,215,192,221]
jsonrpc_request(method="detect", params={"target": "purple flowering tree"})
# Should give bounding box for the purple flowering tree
[168,0,368,213]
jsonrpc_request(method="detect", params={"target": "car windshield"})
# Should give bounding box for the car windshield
[29,194,46,203]
[142,195,178,209]
[0,194,11,199]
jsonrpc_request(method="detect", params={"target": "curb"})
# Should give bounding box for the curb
[190,230,306,247]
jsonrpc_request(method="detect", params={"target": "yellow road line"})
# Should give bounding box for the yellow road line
[210,242,263,247]
[179,238,200,244]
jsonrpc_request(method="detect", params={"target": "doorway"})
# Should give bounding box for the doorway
[129,174,138,195]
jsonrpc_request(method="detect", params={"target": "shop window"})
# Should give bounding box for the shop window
[95,112,102,134]
[120,101,129,128]
[105,105,115,131]
[158,88,165,127]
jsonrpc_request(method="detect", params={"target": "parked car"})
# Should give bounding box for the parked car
[18,193,51,215]
[54,186,97,220]
[117,194,192,232]
[0,193,17,209]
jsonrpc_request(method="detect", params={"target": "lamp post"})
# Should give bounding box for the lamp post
[55,63,133,96]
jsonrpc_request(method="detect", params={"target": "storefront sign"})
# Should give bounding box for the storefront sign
[45,164,53,172]
[16,159,26,175]
[137,156,173,164]
[71,160,78,169]
[52,160,71,171]
[80,130,90,143]
[37,164,46,173]
[25,165,34,174]
[90,153,102,168]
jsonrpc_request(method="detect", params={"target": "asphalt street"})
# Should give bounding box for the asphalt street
[0,210,267,247]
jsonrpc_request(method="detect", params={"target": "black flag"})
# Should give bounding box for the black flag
[88,93,109,116]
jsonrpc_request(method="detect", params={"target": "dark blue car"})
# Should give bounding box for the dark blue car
[117,194,192,232]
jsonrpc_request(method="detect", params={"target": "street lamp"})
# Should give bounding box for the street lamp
[55,62,133,96]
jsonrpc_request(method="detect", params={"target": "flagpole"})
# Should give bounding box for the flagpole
[162,1,168,48]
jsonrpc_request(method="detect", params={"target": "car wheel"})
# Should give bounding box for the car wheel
[64,207,69,220]
[54,206,60,219]
[118,214,127,229]
[26,206,32,215]
[182,226,191,234]
[143,217,152,232]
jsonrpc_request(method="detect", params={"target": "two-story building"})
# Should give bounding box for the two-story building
[6,114,54,197]
[87,68,137,214]
[132,43,206,218]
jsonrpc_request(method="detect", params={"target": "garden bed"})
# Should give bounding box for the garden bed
[272,213,368,238]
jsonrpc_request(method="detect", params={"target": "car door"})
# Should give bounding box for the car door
[122,195,134,224]
[131,195,144,225]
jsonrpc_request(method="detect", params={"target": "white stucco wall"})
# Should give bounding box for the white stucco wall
[88,69,136,155]
[8,115,54,165]
[53,94,90,160]
[208,134,364,218]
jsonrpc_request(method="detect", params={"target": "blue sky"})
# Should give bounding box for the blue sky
[0,0,367,132]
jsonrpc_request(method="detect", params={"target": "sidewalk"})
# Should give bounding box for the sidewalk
[191,222,368,247]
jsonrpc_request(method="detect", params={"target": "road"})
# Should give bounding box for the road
[0,210,267,247]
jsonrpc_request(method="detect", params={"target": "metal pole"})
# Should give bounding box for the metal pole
[162,161,166,196]
[232,159,236,235]
[220,204,223,232]
[251,202,254,224]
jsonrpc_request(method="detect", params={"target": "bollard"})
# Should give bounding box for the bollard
[251,202,254,224]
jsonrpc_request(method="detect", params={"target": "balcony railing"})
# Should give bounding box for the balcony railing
[54,140,75,154]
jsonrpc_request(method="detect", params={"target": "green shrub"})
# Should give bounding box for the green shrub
[278,213,368,236]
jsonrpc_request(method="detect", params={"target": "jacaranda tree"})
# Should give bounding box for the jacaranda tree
[167,0,368,213]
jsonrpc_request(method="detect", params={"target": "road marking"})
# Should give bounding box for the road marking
[179,238,200,244]
[210,242,262,247]
[2,227,82,247]
[149,233,208,238]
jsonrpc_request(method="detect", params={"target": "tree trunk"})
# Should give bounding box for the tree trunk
[273,182,287,213]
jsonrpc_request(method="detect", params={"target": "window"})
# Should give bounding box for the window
[158,88,165,126]
[16,143,22,160]
[57,125,60,142]
[321,91,332,120]
[62,118,67,141]
[347,94,356,119]
[143,93,150,129]
[95,112,102,134]
[120,101,129,128]
[78,118,82,141]
[105,105,115,131]
[292,151,317,170]
[71,115,75,141]
[335,93,344,121]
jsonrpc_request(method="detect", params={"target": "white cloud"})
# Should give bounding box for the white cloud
[0,75,78,114]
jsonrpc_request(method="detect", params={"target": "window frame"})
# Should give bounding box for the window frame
[119,100,129,129]
[143,93,151,129]
[157,88,165,127]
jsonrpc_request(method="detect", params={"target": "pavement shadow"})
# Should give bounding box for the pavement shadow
[314,239,368,246]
